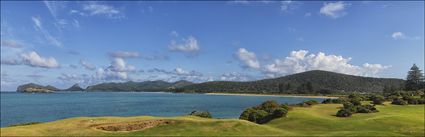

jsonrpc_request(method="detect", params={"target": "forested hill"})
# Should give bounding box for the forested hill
[85,80,193,91]
[180,70,405,94]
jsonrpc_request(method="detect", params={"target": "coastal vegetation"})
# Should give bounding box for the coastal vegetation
[17,64,423,95]
[188,111,212,118]
[239,100,289,124]
[1,103,423,136]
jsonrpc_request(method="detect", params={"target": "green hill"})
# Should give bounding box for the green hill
[86,80,193,91]
[181,70,404,94]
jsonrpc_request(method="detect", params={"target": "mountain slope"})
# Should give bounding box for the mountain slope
[63,84,84,91]
[85,80,194,91]
[181,70,404,93]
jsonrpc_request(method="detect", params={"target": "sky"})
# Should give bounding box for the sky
[1,1,424,91]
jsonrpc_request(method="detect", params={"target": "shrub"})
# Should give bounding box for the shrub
[343,102,357,112]
[259,100,280,113]
[322,98,345,104]
[280,104,292,111]
[239,108,256,120]
[8,122,41,127]
[392,98,408,105]
[322,99,333,104]
[336,109,352,117]
[240,100,289,124]
[371,95,385,105]
[189,111,212,118]
[272,108,288,118]
[304,100,319,105]
[248,109,269,124]
[296,100,320,107]
[356,105,378,113]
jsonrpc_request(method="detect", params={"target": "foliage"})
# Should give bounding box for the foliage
[336,109,352,117]
[391,98,408,105]
[370,95,385,105]
[295,100,320,107]
[322,98,345,104]
[8,122,41,127]
[239,100,289,124]
[189,111,212,118]
[181,70,404,94]
[86,80,193,91]
[336,94,379,117]
[405,64,424,91]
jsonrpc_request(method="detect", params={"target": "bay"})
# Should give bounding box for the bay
[0,91,324,127]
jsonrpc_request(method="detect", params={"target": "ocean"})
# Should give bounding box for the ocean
[0,91,324,127]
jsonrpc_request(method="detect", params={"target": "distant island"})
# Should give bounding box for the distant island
[17,83,84,93]
[16,70,405,94]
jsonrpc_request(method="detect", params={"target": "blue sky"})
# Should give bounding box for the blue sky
[1,1,424,91]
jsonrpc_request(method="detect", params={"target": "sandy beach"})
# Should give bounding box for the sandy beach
[204,93,339,99]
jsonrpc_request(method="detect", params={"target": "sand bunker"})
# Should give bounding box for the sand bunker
[93,119,174,132]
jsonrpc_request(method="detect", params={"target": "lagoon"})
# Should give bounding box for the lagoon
[0,91,324,127]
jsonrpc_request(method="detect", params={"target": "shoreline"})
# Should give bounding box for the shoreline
[204,93,339,99]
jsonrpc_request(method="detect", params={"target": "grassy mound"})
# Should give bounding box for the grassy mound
[1,103,423,136]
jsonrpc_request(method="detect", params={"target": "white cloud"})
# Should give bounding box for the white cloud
[170,31,179,37]
[220,72,257,81]
[169,36,200,53]
[174,67,188,75]
[95,58,136,81]
[1,58,20,65]
[20,51,59,68]
[43,1,66,18]
[392,32,405,40]
[280,0,299,12]
[304,12,312,17]
[109,51,140,58]
[1,40,24,48]
[146,67,205,82]
[32,16,42,29]
[235,48,260,69]
[31,16,63,47]
[320,1,348,18]
[82,2,124,19]
[263,50,390,77]
[227,0,250,5]
[80,59,96,70]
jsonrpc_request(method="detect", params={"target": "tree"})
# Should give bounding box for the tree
[306,82,314,93]
[405,64,424,91]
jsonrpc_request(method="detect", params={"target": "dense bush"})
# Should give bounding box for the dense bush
[322,98,344,104]
[336,109,352,117]
[356,105,379,113]
[248,110,269,124]
[296,100,320,107]
[371,95,385,105]
[239,100,289,124]
[272,108,288,118]
[391,98,408,105]
[189,111,212,118]
[336,95,379,117]
[259,100,280,113]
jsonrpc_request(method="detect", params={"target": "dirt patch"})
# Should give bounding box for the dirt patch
[93,119,174,132]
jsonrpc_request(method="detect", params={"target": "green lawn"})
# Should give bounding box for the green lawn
[1,103,424,136]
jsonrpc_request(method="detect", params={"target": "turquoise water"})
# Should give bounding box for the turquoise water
[0,91,324,127]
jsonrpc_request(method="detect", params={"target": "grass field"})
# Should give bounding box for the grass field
[1,103,424,136]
